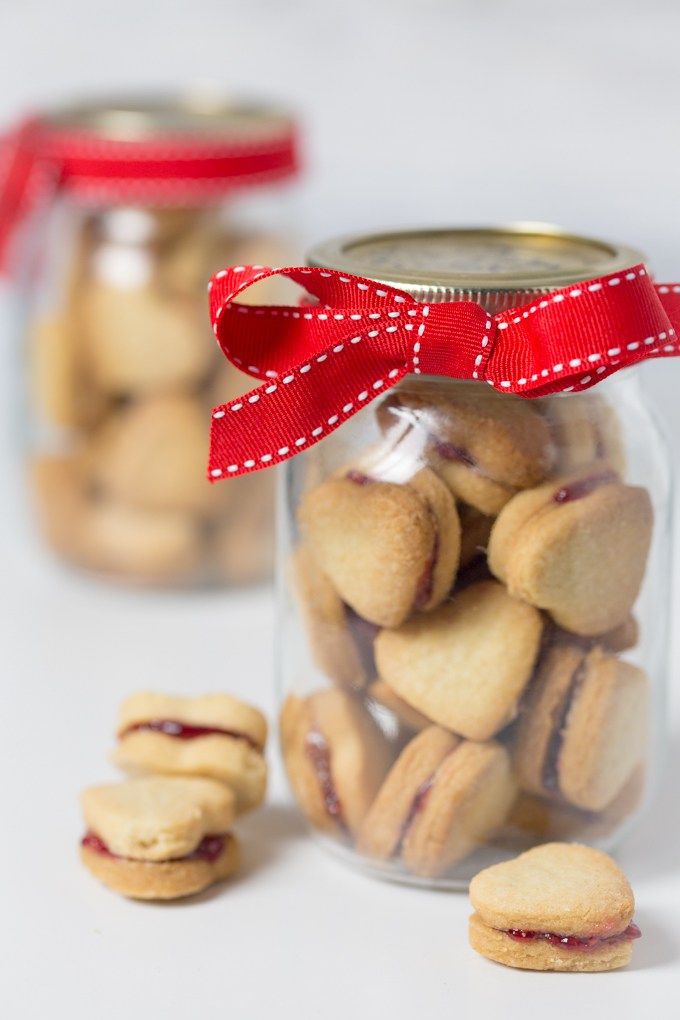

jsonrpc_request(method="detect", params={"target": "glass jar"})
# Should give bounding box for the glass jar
[7,95,300,587]
[277,225,671,888]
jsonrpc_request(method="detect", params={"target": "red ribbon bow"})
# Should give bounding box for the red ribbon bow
[208,263,680,480]
[0,116,299,273]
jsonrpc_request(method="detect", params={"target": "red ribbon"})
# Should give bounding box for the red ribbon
[207,263,680,481]
[0,116,299,272]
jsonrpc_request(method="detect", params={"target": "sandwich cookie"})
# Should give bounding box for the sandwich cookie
[357,726,516,877]
[377,383,554,515]
[113,692,268,813]
[375,581,543,740]
[298,467,461,628]
[280,689,391,837]
[87,394,215,517]
[488,467,653,635]
[469,843,640,971]
[293,545,377,691]
[80,776,238,900]
[512,642,648,812]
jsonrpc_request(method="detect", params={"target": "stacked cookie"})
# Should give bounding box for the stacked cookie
[29,208,288,586]
[282,380,652,880]
[80,692,268,899]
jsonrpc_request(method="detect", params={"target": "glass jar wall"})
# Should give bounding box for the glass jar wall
[276,226,671,888]
[17,95,300,587]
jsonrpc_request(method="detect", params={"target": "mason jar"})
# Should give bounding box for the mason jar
[5,94,300,587]
[276,225,671,888]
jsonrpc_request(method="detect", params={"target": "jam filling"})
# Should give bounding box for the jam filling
[119,719,261,753]
[345,606,379,678]
[395,775,434,853]
[552,470,617,504]
[81,831,227,864]
[504,922,641,951]
[413,533,440,611]
[541,657,588,793]
[433,440,478,470]
[346,470,373,486]
[305,727,346,830]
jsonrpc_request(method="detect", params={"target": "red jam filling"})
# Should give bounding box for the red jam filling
[541,657,589,793]
[433,440,478,470]
[119,719,261,752]
[346,470,373,486]
[81,831,226,864]
[395,775,434,853]
[305,728,346,830]
[505,923,641,951]
[413,533,440,611]
[552,470,617,504]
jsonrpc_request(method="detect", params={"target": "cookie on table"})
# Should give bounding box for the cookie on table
[375,581,543,740]
[512,642,648,812]
[377,383,554,515]
[366,680,431,732]
[280,689,392,837]
[488,467,653,635]
[469,843,640,971]
[298,466,461,628]
[543,393,625,475]
[80,776,238,900]
[357,726,516,877]
[87,394,215,517]
[113,692,268,814]
[80,282,211,396]
[293,546,376,691]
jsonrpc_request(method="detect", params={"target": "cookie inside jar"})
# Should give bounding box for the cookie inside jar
[277,225,666,889]
[23,94,299,588]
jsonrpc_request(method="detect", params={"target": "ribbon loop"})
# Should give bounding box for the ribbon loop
[207,263,680,481]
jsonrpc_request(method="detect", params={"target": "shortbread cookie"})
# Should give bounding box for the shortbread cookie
[29,314,105,429]
[367,680,431,732]
[469,843,640,971]
[280,689,392,836]
[298,467,461,628]
[113,692,268,813]
[375,581,543,740]
[513,642,648,811]
[293,546,376,690]
[357,726,516,877]
[377,383,554,515]
[87,395,214,516]
[488,468,653,635]
[80,282,212,395]
[544,394,625,475]
[80,776,238,899]
[81,502,202,584]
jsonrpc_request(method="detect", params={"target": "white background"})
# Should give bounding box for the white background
[1,1,679,1016]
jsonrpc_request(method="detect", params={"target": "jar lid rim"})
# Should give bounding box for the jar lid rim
[307,223,645,296]
[43,92,295,142]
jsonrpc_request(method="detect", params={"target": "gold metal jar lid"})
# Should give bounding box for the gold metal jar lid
[45,92,294,142]
[307,223,645,313]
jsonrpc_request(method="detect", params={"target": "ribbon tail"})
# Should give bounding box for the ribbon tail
[208,341,411,480]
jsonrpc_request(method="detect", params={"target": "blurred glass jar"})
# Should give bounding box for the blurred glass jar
[278,226,671,888]
[7,95,300,587]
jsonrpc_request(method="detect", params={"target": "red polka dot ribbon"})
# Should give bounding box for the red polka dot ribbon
[0,116,299,273]
[207,263,680,480]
